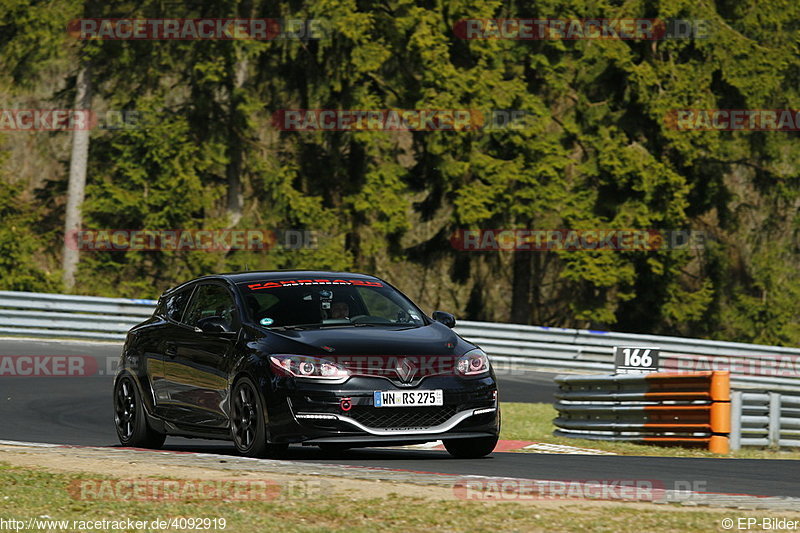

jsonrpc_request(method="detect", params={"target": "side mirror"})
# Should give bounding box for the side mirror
[196,316,235,335]
[432,311,456,328]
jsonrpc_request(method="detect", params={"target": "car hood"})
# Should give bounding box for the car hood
[259,322,471,356]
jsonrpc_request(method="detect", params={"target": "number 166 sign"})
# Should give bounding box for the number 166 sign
[614,347,660,374]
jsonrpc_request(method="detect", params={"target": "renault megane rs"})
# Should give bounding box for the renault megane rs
[113,271,500,458]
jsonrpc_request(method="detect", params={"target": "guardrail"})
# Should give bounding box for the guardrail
[0,291,154,340]
[456,321,800,391]
[2,290,796,451]
[553,371,731,453]
[0,291,798,393]
[730,390,800,450]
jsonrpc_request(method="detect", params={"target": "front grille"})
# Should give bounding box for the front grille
[348,406,457,429]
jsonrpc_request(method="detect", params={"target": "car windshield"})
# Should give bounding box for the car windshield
[238,278,427,329]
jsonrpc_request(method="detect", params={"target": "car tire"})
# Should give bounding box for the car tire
[231,377,288,458]
[114,376,166,449]
[443,435,498,458]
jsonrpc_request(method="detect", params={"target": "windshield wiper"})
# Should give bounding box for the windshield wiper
[267,324,316,331]
[268,323,352,330]
[352,322,419,328]
[268,322,420,330]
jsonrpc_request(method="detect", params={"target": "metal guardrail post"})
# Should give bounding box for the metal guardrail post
[729,390,742,451]
[768,392,781,448]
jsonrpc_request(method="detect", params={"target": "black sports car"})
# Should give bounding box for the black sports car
[113,271,500,458]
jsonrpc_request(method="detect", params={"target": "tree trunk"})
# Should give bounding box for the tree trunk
[530,252,543,324]
[226,52,247,226]
[62,63,92,290]
[225,0,254,227]
[510,249,533,324]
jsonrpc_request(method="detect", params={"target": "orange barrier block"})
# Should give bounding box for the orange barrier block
[555,371,732,454]
[710,371,730,402]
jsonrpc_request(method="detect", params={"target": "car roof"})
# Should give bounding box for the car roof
[164,270,378,291]
[160,271,382,297]
[218,270,379,283]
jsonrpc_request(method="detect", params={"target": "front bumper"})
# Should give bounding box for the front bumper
[265,374,500,444]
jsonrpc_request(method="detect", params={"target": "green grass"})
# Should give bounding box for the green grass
[499,402,800,459]
[0,462,784,533]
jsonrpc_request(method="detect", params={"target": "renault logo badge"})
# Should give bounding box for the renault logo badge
[395,358,416,383]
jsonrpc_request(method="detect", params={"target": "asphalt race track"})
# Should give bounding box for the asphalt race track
[0,338,555,446]
[1,337,799,499]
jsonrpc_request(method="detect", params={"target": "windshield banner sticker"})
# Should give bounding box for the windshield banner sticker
[247,279,383,290]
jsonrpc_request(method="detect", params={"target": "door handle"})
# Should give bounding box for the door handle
[165,342,177,357]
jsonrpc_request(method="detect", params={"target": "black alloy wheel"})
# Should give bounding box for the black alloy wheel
[231,377,287,457]
[114,375,166,448]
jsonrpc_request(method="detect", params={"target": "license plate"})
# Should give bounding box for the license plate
[373,389,443,408]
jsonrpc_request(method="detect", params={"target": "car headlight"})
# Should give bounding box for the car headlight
[269,355,350,380]
[456,348,490,376]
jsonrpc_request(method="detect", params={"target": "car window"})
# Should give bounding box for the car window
[238,279,425,328]
[356,287,406,319]
[163,289,192,323]
[244,292,279,318]
[183,284,236,329]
